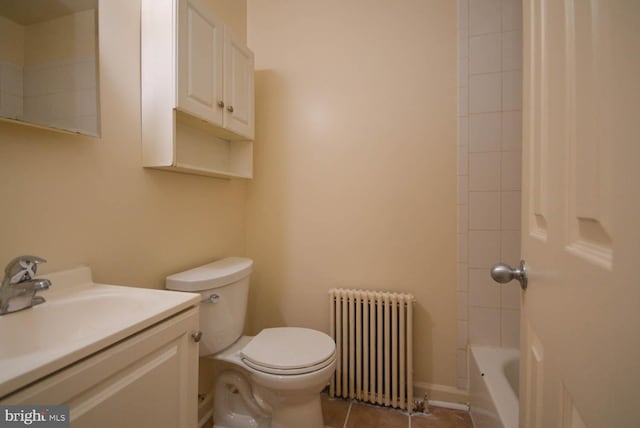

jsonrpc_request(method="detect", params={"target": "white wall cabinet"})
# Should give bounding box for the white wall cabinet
[142,0,255,179]
[3,309,199,428]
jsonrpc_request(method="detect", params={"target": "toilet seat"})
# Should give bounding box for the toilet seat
[241,327,336,375]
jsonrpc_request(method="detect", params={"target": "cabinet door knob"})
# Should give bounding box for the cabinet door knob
[217,100,225,108]
[226,105,234,113]
[191,331,203,343]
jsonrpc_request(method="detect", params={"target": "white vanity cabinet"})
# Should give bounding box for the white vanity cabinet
[142,0,255,179]
[3,308,199,428]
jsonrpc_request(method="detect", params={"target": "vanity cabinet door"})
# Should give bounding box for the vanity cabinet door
[3,309,199,428]
[223,28,255,140]
[177,0,225,126]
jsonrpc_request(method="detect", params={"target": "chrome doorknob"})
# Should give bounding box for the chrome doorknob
[491,260,528,290]
[226,105,234,113]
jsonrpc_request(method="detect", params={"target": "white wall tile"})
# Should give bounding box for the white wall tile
[0,62,23,96]
[458,233,468,263]
[52,116,75,131]
[468,230,500,268]
[458,116,469,147]
[469,267,500,307]
[457,349,468,378]
[1,62,10,93]
[50,64,72,93]
[470,0,502,35]
[458,263,468,291]
[502,0,523,32]
[459,0,469,30]
[469,152,501,191]
[458,146,468,175]
[501,230,521,267]
[502,111,522,151]
[469,73,501,113]
[501,308,520,348]
[459,85,469,116]
[76,88,98,116]
[458,320,468,348]
[470,33,502,74]
[501,151,522,190]
[77,115,98,135]
[459,34,469,64]
[24,94,53,123]
[23,68,40,97]
[469,191,500,230]
[75,59,97,90]
[458,204,469,233]
[501,282,521,309]
[469,307,501,345]
[51,91,74,119]
[458,175,468,205]
[469,112,501,152]
[502,30,523,71]
[459,55,469,86]
[0,93,23,119]
[501,191,521,230]
[457,377,469,390]
[458,291,468,320]
[460,0,522,357]
[459,19,469,46]
[502,70,522,111]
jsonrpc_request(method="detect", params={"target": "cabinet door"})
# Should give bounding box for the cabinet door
[223,28,255,140]
[177,0,224,126]
[3,310,199,428]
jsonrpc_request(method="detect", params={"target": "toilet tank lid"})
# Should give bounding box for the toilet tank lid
[165,257,253,291]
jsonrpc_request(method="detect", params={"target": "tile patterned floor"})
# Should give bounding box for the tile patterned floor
[321,394,474,428]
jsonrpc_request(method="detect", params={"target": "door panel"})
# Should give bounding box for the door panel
[522,1,640,427]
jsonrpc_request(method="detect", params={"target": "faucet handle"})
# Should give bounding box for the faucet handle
[4,256,47,284]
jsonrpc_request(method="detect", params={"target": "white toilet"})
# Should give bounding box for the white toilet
[166,257,336,428]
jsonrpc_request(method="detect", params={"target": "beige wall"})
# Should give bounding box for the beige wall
[245,0,458,389]
[0,0,247,288]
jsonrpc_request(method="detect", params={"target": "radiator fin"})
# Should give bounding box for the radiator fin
[329,288,414,411]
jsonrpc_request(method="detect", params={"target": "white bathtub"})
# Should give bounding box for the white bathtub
[469,346,519,428]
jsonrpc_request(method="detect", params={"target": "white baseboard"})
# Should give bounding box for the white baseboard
[198,391,214,428]
[414,381,469,406]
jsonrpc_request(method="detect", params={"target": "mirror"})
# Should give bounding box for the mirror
[0,0,100,137]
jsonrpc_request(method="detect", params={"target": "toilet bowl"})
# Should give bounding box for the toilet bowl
[166,258,336,428]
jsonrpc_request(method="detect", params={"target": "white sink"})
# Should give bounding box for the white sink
[0,267,199,398]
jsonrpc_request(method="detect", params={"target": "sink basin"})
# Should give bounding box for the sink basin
[0,267,199,398]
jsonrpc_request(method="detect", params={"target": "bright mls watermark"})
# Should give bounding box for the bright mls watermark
[0,406,69,427]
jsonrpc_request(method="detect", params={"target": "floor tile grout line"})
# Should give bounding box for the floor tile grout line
[342,400,352,428]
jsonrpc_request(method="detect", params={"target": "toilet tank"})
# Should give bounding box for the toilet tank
[166,257,253,356]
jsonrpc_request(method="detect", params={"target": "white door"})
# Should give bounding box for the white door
[223,27,255,140]
[519,1,640,427]
[177,0,224,125]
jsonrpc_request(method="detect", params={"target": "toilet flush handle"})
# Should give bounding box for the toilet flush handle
[201,293,220,304]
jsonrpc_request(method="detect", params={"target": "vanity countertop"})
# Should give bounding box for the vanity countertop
[0,266,199,399]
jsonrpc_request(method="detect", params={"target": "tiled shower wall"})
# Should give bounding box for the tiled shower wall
[23,56,98,135]
[456,0,522,390]
[0,61,24,119]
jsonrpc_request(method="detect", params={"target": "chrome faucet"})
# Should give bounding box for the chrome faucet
[0,255,52,315]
